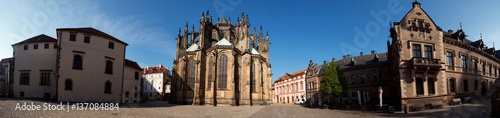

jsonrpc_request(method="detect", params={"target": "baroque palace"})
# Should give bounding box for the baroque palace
[171,11,273,106]
[306,1,499,111]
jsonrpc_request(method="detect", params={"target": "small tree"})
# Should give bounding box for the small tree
[320,62,343,96]
[320,62,347,108]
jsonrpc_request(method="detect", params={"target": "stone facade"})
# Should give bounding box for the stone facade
[274,69,307,104]
[306,1,499,111]
[171,11,273,106]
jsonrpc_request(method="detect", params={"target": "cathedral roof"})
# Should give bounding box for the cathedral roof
[250,47,259,54]
[186,43,199,51]
[215,38,232,46]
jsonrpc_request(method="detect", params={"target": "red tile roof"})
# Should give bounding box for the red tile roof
[57,27,128,46]
[274,68,307,83]
[142,65,168,74]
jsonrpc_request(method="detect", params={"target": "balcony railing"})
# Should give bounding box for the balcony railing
[411,57,441,67]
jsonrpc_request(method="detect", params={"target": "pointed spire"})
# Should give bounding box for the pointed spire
[190,25,195,45]
[253,27,256,36]
[266,31,269,40]
[480,33,483,40]
[177,28,181,37]
[259,26,263,38]
[184,22,188,32]
[246,14,249,24]
[460,22,462,30]
[241,12,245,24]
[201,12,205,22]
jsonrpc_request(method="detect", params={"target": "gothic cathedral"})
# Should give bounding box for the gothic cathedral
[172,11,273,106]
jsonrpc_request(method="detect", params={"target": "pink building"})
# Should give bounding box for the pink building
[274,69,307,104]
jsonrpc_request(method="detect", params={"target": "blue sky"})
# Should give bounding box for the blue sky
[1,0,500,82]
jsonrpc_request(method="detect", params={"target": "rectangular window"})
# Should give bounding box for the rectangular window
[473,59,478,73]
[416,77,424,95]
[125,91,129,98]
[70,34,76,41]
[53,44,57,49]
[108,42,114,49]
[464,79,469,92]
[351,75,356,84]
[418,20,424,28]
[39,71,51,86]
[20,71,30,85]
[412,44,422,58]
[447,51,454,67]
[134,72,139,80]
[84,36,90,43]
[44,43,49,49]
[449,79,456,93]
[33,44,38,49]
[489,64,492,76]
[424,45,433,58]
[24,45,28,50]
[482,62,486,75]
[461,55,467,70]
[360,74,365,83]
[428,78,435,94]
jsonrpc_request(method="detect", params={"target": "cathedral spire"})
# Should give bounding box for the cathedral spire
[201,12,205,22]
[246,14,249,24]
[266,31,269,41]
[259,26,263,39]
[190,25,195,45]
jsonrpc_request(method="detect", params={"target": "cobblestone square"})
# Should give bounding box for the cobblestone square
[0,98,492,118]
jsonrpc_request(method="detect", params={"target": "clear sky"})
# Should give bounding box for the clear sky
[1,0,500,82]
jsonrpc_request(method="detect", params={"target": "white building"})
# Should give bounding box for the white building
[142,65,171,101]
[274,69,307,104]
[12,34,58,99]
[10,27,141,103]
[122,59,142,103]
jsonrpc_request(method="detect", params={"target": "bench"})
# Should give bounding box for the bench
[452,98,461,105]
[431,101,442,109]
[463,97,471,103]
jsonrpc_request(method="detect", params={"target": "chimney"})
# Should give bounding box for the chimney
[360,52,363,56]
[347,54,351,59]
[332,58,337,62]
[323,61,327,65]
[371,50,376,55]
[448,29,454,34]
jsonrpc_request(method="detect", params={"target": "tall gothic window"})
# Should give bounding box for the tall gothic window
[251,63,256,92]
[73,55,83,70]
[207,57,214,90]
[412,44,422,58]
[188,60,196,90]
[464,79,469,92]
[482,61,486,75]
[218,54,227,89]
